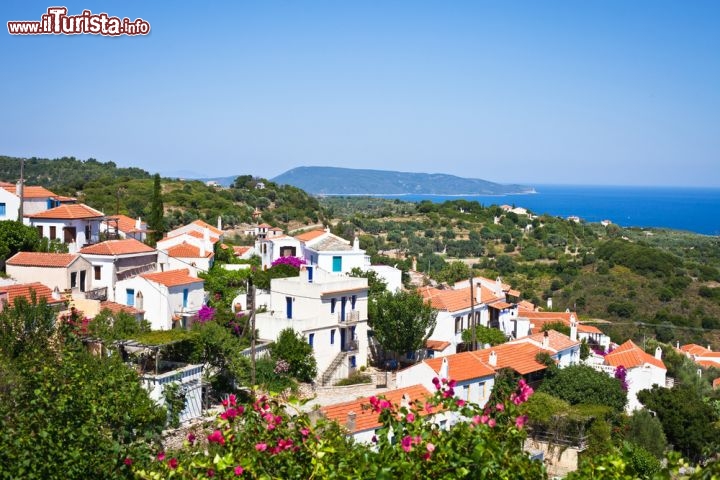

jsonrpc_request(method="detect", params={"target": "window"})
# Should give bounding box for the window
[351,295,357,309]
[463,385,470,401]
[36,226,43,237]
[182,289,189,308]
[286,296,293,319]
[126,288,135,306]
[94,266,101,280]
[332,256,342,272]
[330,298,336,313]
[0,203,5,216]
[330,329,336,345]
[70,272,77,288]
[349,355,356,368]
[84,225,91,242]
[49,226,56,240]
[308,333,314,347]
[455,316,463,334]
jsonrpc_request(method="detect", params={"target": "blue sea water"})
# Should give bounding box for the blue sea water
[377,185,720,236]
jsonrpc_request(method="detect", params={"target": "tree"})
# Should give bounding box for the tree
[540,321,570,336]
[624,409,667,458]
[0,292,57,359]
[147,173,165,244]
[637,385,719,462]
[538,365,627,412]
[269,328,317,382]
[368,290,437,363]
[0,220,40,266]
[349,267,388,298]
[461,324,506,348]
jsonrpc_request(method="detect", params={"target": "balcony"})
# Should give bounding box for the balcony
[342,339,358,352]
[337,310,360,325]
[84,287,108,302]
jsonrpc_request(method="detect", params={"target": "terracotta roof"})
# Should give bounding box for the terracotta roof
[29,203,104,219]
[578,324,604,334]
[514,330,580,352]
[185,230,220,243]
[0,282,64,306]
[425,340,451,352]
[3,185,57,198]
[99,300,144,315]
[713,378,720,390]
[233,246,252,256]
[520,311,579,334]
[141,269,202,287]
[517,300,537,312]
[295,229,327,242]
[488,301,513,310]
[165,242,213,258]
[321,385,432,433]
[80,238,155,256]
[191,219,223,235]
[680,344,711,356]
[425,351,496,381]
[104,214,146,233]
[507,289,521,297]
[6,251,79,267]
[52,195,76,202]
[258,223,272,228]
[418,286,495,312]
[473,342,550,375]
[604,340,666,370]
[0,181,13,188]
[697,360,720,369]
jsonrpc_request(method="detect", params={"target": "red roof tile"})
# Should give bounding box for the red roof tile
[6,251,79,267]
[425,351,496,381]
[233,246,252,256]
[104,214,146,233]
[605,340,666,370]
[29,203,104,219]
[191,219,223,235]
[680,344,711,356]
[426,340,451,352]
[418,286,497,312]
[141,269,202,287]
[321,385,432,433]
[0,282,64,306]
[516,330,580,352]
[473,343,550,375]
[99,300,144,315]
[3,185,57,198]
[80,238,155,255]
[166,242,213,258]
[295,229,327,242]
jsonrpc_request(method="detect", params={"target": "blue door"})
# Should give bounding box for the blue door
[126,289,135,306]
[286,296,292,319]
[332,256,342,272]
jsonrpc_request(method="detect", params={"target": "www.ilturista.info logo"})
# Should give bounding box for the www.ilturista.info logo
[8,7,150,36]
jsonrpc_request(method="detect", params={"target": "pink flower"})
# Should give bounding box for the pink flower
[168,458,178,469]
[495,403,504,411]
[207,469,215,477]
[300,428,310,437]
[406,413,415,422]
[456,399,466,407]
[255,442,268,452]
[488,418,496,428]
[401,435,413,453]
[448,379,457,388]
[234,465,244,476]
[207,430,226,445]
[480,414,489,424]
[187,432,196,444]
[472,415,481,425]
[123,458,133,466]
[426,442,436,453]
[431,377,440,388]
[413,436,422,445]
[515,415,528,429]
[157,452,166,461]
[228,393,237,406]
[424,403,434,414]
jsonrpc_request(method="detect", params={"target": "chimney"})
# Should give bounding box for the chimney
[655,347,663,360]
[401,393,411,409]
[489,351,497,367]
[708,345,712,352]
[217,216,222,231]
[353,236,360,251]
[135,217,142,230]
[51,287,61,301]
[439,357,449,379]
[542,331,550,349]
[676,341,680,349]
[412,256,417,271]
[570,317,578,342]
[547,297,553,310]
[346,411,356,432]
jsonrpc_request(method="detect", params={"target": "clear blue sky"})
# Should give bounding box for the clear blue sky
[1,1,719,186]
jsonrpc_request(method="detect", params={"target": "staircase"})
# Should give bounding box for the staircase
[319,351,348,386]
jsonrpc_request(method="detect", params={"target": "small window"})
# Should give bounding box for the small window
[349,355,356,368]
[351,295,357,309]
[455,317,463,334]
[126,288,135,306]
[49,226,56,240]
[0,203,5,216]
[330,298,337,314]
[70,272,77,288]
[36,226,43,237]
[330,329,336,345]
[332,256,342,272]
[182,288,189,308]
[94,266,101,280]
[308,333,315,347]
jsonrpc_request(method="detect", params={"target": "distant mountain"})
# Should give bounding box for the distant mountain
[272,166,533,195]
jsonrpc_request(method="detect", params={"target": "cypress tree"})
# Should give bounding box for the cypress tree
[148,173,165,245]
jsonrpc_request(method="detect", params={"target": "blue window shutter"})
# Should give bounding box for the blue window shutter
[308,333,314,347]
[332,256,342,272]
[126,289,135,306]
[183,288,189,308]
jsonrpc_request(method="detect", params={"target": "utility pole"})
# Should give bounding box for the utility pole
[469,276,476,351]
[247,278,257,385]
[17,158,24,221]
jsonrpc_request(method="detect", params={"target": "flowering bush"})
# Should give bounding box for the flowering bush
[134,378,545,479]
[614,365,628,392]
[197,305,216,323]
[271,256,306,269]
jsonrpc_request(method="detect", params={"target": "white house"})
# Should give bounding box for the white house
[518,309,611,352]
[257,234,301,270]
[28,204,105,252]
[158,242,214,276]
[166,219,223,243]
[115,269,205,331]
[101,214,149,242]
[298,229,371,275]
[602,340,667,412]
[508,329,581,368]
[0,182,61,222]
[367,264,403,293]
[678,344,720,369]
[254,267,369,384]
[0,282,66,312]
[5,251,95,297]
[79,239,158,302]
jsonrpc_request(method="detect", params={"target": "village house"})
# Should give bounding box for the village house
[5,252,96,298]
[115,269,205,331]
[517,309,611,352]
[28,204,105,252]
[0,182,68,222]
[254,267,369,385]
[0,281,66,312]
[165,219,224,244]
[508,328,581,368]
[232,245,256,260]
[678,343,720,369]
[79,238,158,303]
[158,242,214,276]
[100,214,149,242]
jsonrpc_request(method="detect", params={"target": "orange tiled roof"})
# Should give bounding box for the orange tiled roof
[185,230,220,243]
[517,300,537,312]
[488,301,513,310]
[52,195,77,202]
[0,282,64,306]
[258,223,272,228]
[104,214,145,233]
[6,251,79,268]
[233,246,252,256]
[141,269,202,287]
[605,340,666,370]
[697,360,720,369]
[517,330,580,352]
[473,342,550,375]
[295,229,327,242]
[321,385,432,433]
[191,219,223,235]
[3,185,57,198]
[425,351,496,381]
[29,203,104,219]
[418,286,496,312]
[713,378,720,390]
[426,340,451,352]
[80,238,155,256]
[166,242,213,258]
[578,324,603,334]
[680,344,711,356]
[99,300,144,315]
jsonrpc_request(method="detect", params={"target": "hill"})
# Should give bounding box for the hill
[272,166,533,195]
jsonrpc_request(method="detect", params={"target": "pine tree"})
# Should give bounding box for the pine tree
[148,173,165,245]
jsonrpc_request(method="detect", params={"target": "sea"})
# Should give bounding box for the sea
[376,185,720,236]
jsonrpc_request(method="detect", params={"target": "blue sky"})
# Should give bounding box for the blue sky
[1,1,719,186]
